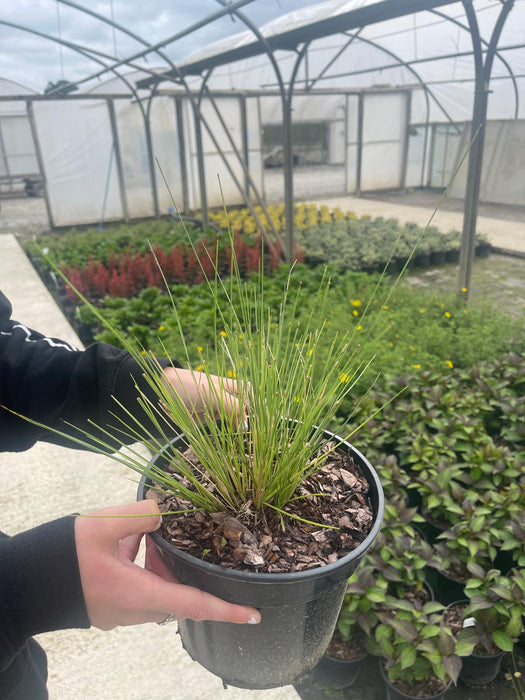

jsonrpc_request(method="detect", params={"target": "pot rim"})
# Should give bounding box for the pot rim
[140,427,384,584]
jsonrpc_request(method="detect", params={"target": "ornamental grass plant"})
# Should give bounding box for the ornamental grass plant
[21,211,396,526]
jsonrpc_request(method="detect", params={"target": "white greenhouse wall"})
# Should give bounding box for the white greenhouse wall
[448,120,525,205]
[360,92,409,191]
[33,100,123,227]
[114,100,154,219]
[150,96,184,213]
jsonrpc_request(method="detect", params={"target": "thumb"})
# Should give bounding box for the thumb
[79,500,161,544]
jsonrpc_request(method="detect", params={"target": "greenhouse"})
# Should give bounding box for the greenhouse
[1,1,525,256]
[1,2,524,699]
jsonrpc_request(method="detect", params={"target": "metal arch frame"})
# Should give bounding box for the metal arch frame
[430,7,520,119]
[55,0,254,222]
[458,0,515,298]
[57,0,282,249]
[45,0,256,95]
[186,0,520,287]
[0,19,154,227]
[208,2,466,258]
[1,0,521,285]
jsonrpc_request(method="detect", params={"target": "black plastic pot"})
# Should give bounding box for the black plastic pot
[379,661,452,700]
[429,251,447,266]
[444,600,506,687]
[425,567,466,606]
[137,430,384,690]
[419,509,445,545]
[306,649,368,690]
[475,242,491,258]
[459,650,506,686]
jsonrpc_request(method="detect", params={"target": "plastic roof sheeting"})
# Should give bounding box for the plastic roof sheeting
[153,0,525,124]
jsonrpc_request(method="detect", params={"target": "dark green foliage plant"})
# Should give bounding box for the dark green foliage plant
[456,565,525,655]
[367,506,432,600]
[25,219,209,269]
[336,565,388,640]
[77,267,524,396]
[367,598,462,688]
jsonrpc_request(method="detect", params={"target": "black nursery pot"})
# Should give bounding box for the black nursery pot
[459,649,506,686]
[303,643,368,691]
[379,661,452,700]
[137,430,384,690]
[425,567,465,606]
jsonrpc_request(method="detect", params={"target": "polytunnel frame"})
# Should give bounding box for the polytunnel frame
[1,1,266,230]
[1,0,522,296]
[135,0,521,296]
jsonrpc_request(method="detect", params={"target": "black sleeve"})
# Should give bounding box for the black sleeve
[0,290,181,668]
[0,290,180,452]
[0,517,90,672]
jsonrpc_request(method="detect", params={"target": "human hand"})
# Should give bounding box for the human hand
[75,499,261,631]
[162,366,249,426]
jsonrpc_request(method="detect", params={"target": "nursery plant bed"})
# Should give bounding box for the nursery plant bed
[294,645,525,699]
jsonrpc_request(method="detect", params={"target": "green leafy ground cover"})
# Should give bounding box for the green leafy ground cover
[76,264,523,399]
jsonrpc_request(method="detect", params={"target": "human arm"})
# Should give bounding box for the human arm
[74,500,260,629]
[0,290,255,668]
[0,501,260,670]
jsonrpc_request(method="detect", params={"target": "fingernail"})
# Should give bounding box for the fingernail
[247,614,260,625]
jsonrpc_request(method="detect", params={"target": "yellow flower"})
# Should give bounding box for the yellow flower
[219,330,227,337]
[446,360,454,368]
[307,348,313,356]
[195,364,205,371]
[413,364,421,369]
[352,310,359,317]
[158,325,165,331]
[444,311,451,318]
[382,305,388,310]
[514,672,522,679]
[461,287,468,293]
[419,308,425,314]
[340,373,351,383]
[351,299,361,307]
[293,396,301,403]
[197,346,203,353]
[227,370,237,378]
[357,325,362,331]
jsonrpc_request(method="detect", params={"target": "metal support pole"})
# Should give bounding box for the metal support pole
[282,94,294,263]
[26,100,55,229]
[107,98,129,221]
[240,95,250,199]
[458,0,514,298]
[175,97,189,213]
[0,119,11,187]
[144,112,159,218]
[400,91,411,190]
[356,93,364,196]
[193,107,208,226]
